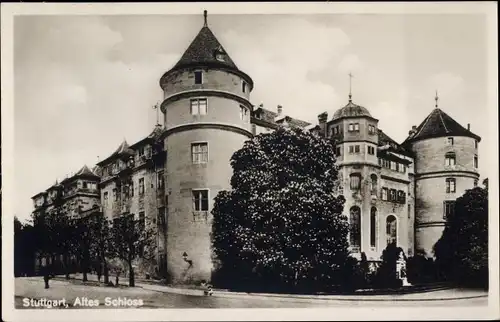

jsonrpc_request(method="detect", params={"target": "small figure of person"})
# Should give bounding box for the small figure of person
[41,262,50,289]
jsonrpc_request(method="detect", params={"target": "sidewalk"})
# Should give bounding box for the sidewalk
[55,273,488,302]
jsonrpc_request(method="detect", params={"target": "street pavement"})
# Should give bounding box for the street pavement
[14,276,488,309]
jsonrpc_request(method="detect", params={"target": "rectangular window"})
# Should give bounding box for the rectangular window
[336,147,341,156]
[333,126,339,135]
[190,98,208,115]
[354,123,359,131]
[103,192,108,204]
[448,137,454,145]
[382,187,388,201]
[354,145,360,153]
[157,207,166,227]
[242,81,247,93]
[475,140,478,149]
[368,124,376,135]
[130,181,134,197]
[445,153,456,166]
[349,145,354,154]
[139,178,145,196]
[443,201,455,219]
[157,171,164,190]
[368,146,375,155]
[192,190,209,211]
[408,204,411,219]
[446,178,456,193]
[389,189,397,202]
[348,124,354,132]
[239,105,249,122]
[474,155,478,168]
[397,190,406,203]
[138,147,145,157]
[191,142,208,164]
[350,174,361,190]
[194,71,203,84]
[112,188,118,201]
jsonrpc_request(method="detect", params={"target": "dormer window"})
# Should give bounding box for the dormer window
[214,46,226,62]
[447,137,454,145]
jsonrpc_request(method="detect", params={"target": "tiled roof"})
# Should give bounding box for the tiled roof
[74,165,100,179]
[252,106,310,128]
[404,108,481,144]
[378,129,413,157]
[173,25,239,72]
[97,140,134,166]
[332,100,373,120]
[130,125,164,149]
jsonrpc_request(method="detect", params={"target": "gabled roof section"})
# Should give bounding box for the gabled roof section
[404,108,481,144]
[75,165,100,179]
[378,129,414,157]
[96,140,134,166]
[129,125,164,149]
[252,106,310,129]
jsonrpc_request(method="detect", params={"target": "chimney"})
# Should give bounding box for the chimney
[318,112,328,137]
[277,105,283,116]
[412,125,417,131]
[409,125,417,137]
[467,123,470,131]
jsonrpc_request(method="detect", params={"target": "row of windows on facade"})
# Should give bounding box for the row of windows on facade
[348,173,407,202]
[102,147,153,178]
[348,206,399,251]
[445,152,478,168]
[193,70,248,94]
[103,173,165,203]
[33,180,99,207]
[189,98,251,122]
[330,123,377,136]
[336,144,377,156]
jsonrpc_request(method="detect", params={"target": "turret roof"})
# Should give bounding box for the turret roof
[332,100,374,120]
[404,108,481,144]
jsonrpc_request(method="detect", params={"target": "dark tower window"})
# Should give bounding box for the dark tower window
[242,81,247,93]
[370,207,377,248]
[336,146,341,156]
[448,137,454,145]
[474,155,478,168]
[445,178,456,193]
[443,201,455,219]
[194,71,203,84]
[386,215,397,246]
[349,206,361,252]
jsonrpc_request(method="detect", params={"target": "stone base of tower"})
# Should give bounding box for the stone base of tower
[415,223,446,258]
[166,219,214,285]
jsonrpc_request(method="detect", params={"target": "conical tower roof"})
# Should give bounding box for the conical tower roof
[160,11,253,87]
[75,164,100,178]
[96,139,135,166]
[405,108,481,144]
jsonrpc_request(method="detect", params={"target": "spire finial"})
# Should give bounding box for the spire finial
[204,10,208,27]
[348,72,354,102]
[435,90,439,108]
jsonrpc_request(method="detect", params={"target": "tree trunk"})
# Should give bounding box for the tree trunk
[103,259,109,284]
[64,253,70,280]
[82,254,88,282]
[129,262,135,287]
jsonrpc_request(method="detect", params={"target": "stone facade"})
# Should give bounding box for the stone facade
[31,12,481,283]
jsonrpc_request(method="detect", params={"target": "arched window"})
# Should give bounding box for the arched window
[370,207,377,248]
[445,152,456,166]
[370,174,378,195]
[350,206,361,251]
[350,173,361,190]
[386,215,397,246]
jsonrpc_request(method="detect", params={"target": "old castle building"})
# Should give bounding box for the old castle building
[31,12,481,283]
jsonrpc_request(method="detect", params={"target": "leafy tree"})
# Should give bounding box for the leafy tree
[14,217,37,276]
[87,212,113,284]
[109,214,156,287]
[373,241,405,288]
[434,187,488,289]
[45,210,77,279]
[211,127,349,293]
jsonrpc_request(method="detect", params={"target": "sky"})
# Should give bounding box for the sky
[13,12,492,222]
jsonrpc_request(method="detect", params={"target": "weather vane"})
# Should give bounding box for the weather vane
[153,102,161,126]
[348,72,354,102]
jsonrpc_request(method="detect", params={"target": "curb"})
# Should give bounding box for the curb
[136,283,488,302]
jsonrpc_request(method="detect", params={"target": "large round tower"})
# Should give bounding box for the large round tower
[404,95,481,257]
[159,11,254,283]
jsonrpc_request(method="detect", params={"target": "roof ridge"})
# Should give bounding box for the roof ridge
[437,108,449,133]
